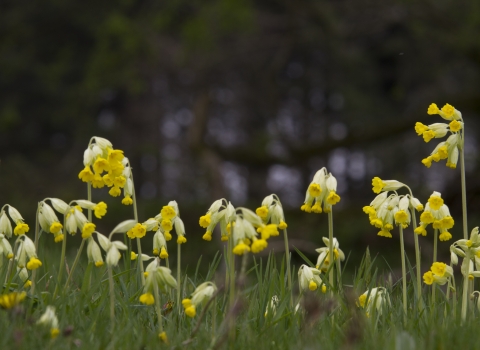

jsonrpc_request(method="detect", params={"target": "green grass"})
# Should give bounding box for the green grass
[2,243,480,350]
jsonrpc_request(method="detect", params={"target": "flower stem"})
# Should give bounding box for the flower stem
[30,203,41,296]
[153,282,163,334]
[228,230,236,342]
[282,228,293,308]
[108,265,115,333]
[399,225,407,325]
[461,250,470,324]
[327,210,334,295]
[64,239,86,290]
[432,229,438,302]
[410,208,423,310]
[131,174,145,286]
[460,143,468,240]
[53,220,67,300]
[177,243,181,313]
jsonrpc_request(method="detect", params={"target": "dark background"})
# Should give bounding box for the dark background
[1,0,480,277]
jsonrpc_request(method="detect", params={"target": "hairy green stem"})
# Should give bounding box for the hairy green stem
[460,144,468,240]
[399,226,407,325]
[64,239,86,290]
[410,208,423,310]
[53,218,67,300]
[131,172,145,286]
[328,210,334,295]
[108,265,115,333]
[282,228,293,308]
[177,243,181,313]
[30,203,41,296]
[461,250,471,324]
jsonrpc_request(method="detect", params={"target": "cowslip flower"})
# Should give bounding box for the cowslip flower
[78,137,130,201]
[96,232,127,267]
[0,291,26,309]
[315,237,345,272]
[15,235,42,270]
[417,103,463,169]
[87,237,104,267]
[182,281,217,317]
[301,168,341,214]
[36,306,60,338]
[38,201,64,242]
[298,265,323,292]
[0,234,14,266]
[256,194,288,230]
[357,287,390,317]
[139,259,177,304]
[199,199,236,242]
[414,192,454,241]
[423,262,454,285]
[0,205,31,238]
[264,295,279,317]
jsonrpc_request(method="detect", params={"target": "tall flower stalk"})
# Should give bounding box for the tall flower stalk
[301,167,341,293]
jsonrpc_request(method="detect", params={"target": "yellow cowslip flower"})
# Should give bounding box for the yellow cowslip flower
[439,230,452,241]
[202,231,212,241]
[251,238,268,253]
[199,213,211,228]
[308,183,322,197]
[91,174,104,188]
[232,241,250,255]
[159,332,168,344]
[428,103,440,115]
[131,252,138,260]
[113,176,126,188]
[0,291,26,309]
[414,225,427,236]
[422,130,436,142]
[161,206,176,220]
[423,271,434,285]
[26,257,42,270]
[81,222,96,239]
[298,265,322,292]
[94,202,107,218]
[160,247,168,259]
[394,210,408,224]
[161,219,173,232]
[428,194,444,210]
[431,262,447,277]
[93,157,110,174]
[139,292,155,305]
[441,104,455,118]
[121,195,133,205]
[177,235,187,244]
[37,306,60,338]
[415,122,429,135]
[78,165,95,183]
[326,191,341,205]
[108,148,124,163]
[183,282,217,317]
[449,120,462,132]
[255,206,269,220]
[108,186,121,197]
[14,222,29,236]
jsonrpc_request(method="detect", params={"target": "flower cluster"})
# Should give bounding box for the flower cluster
[315,237,345,273]
[139,259,177,305]
[450,227,480,280]
[36,306,60,338]
[256,194,288,230]
[182,281,217,317]
[0,205,29,237]
[357,287,390,317]
[415,103,463,169]
[298,264,324,292]
[301,168,341,214]
[363,179,422,238]
[78,136,133,203]
[199,199,236,242]
[414,192,454,241]
[423,262,454,285]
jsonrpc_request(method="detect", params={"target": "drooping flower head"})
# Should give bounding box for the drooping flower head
[139,258,178,305]
[414,191,454,241]
[417,103,463,169]
[256,194,288,230]
[363,178,422,238]
[199,199,236,242]
[301,168,341,214]
[298,265,323,292]
[357,287,390,317]
[315,237,345,272]
[36,306,60,338]
[182,281,217,317]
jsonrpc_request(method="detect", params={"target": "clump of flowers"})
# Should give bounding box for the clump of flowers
[415,103,463,169]
[36,306,60,338]
[0,291,26,309]
[423,262,454,286]
[301,168,341,214]
[182,281,217,317]
[298,265,323,292]
[357,287,390,317]
[316,237,345,273]
[414,191,454,241]
[256,194,287,230]
[78,136,132,203]
[199,199,236,242]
